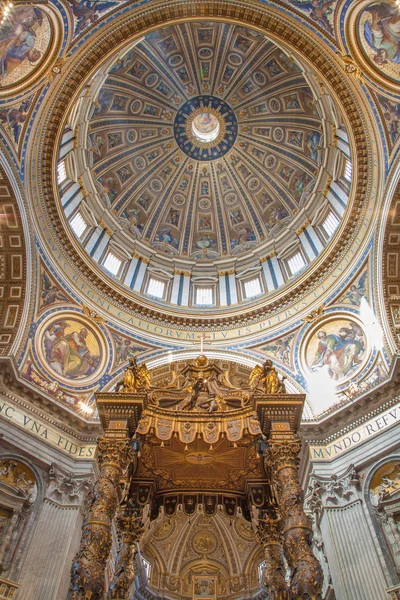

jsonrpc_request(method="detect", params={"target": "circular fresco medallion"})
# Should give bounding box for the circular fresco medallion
[300,315,369,385]
[174,95,238,160]
[198,48,213,59]
[273,127,284,142]
[235,519,254,540]
[253,71,266,85]
[173,193,185,205]
[130,100,142,114]
[192,531,217,554]
[0,5,54,92]
[228,53,242,65]
[151,179,162,191]
[146,73,158,87]
[36,313,107,387]
[127,129,138,143]
[135,157,146,170]
[199,198,211,209]
[357,2,400,86]
[265,155,276,169]
[269,98,281,112]
[169,54,183,66]
[225,193,237,204]
[248,177,260,190]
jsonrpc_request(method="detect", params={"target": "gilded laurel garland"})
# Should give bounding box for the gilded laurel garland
[68,439,133,600]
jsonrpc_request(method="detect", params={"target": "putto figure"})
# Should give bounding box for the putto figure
[115,357,151,392]
[250,359,287,394]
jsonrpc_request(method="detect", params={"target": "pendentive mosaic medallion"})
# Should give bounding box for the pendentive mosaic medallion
[301,315,369,385]
[36,313,108,387]
[174,96,237,160]
[358,2,400,85]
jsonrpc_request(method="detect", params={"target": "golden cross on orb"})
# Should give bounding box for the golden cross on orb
[197,332,212,353]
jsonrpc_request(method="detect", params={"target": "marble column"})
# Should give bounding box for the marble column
[106,511,144,599]
[17,467,92,600]
[257,515,288,600]
[306,466,388,600]
[268,440,323,600]
[68,438,133,600]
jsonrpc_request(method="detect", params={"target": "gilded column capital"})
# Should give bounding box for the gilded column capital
[267,440,301,475]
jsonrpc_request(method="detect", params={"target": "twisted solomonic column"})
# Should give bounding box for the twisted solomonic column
[267,440,323,600]
[257,515,289,600]
[106,511,144,599]
[68,438,133,600]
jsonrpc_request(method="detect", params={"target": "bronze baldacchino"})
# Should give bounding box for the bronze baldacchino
[249,359,286,394]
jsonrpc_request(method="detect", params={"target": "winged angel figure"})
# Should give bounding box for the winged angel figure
[115,357,151,393]
[249,359,287,394]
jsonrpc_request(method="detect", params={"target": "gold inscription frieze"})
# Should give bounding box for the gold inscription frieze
[0,398,96,459]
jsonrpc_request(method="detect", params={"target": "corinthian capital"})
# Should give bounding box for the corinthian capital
[267,440,301,473]
[98,438,134,469]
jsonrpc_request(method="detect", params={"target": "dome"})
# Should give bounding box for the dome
[59,21,348,314]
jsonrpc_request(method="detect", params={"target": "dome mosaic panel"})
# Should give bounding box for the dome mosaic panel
[86,22,324,262]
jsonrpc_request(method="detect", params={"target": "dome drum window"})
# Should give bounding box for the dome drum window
[147,277,166,300]
[243,277,262,299]
[70,212,88,239]
[103,251,123,276]
[195,287,214,306]
[321,211,340,239]
[57,160,67,186]
[344,159,352,182]
[287,251,306,277]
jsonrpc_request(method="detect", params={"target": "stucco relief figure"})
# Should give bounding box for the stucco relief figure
[250,359,287,394]
[310,325,364,381]
[0,460,37,503]
[43,319,101,380]
[0,6,49,86]
[115,357,151,392]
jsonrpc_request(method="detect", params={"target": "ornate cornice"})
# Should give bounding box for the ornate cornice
[299,356,400,444]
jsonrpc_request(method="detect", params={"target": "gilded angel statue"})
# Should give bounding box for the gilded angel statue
[249,359,286,394]
[115,357,151,392]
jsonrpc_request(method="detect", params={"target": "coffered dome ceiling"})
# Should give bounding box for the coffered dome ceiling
[64,20,339,279]
[84,22,323,263]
